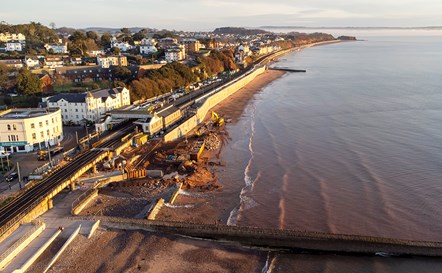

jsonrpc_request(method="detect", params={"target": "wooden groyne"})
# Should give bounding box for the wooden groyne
[82,216,442,257]
[270,67,306,73]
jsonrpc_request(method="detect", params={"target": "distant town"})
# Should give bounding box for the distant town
[0,22,340,153]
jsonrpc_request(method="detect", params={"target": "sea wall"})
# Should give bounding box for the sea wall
[87,216,442,257]
[164,65,267,142]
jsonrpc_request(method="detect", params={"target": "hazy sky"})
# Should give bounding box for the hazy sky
[2,0,441,31]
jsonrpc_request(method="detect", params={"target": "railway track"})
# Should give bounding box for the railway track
[0,121,136,238]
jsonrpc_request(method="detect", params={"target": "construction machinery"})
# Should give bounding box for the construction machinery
[211,111,224,127]
[37,146,64,161]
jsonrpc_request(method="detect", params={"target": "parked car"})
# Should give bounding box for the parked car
[0,152,11,159]
[5,172,18,182]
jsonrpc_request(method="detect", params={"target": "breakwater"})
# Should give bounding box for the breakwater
[83,216,442,257]
[269,67,306,72]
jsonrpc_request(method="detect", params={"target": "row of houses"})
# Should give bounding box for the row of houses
[42,87,131,125]
[0,32,26,42]
[0,54,128,70]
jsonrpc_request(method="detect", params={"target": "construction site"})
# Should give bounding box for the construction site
[77,111,226,221]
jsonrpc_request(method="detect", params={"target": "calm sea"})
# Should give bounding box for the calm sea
[215,31,442,272]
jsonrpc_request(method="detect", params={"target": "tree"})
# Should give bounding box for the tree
[16,69,42,95]
[69,31,86,42]
[110,47,120,55]
[0,63,16,92]
[120,28,131,35]
[132,29,147,41]
[86,31,98,41]
[114,66,131,81]
[100,33,112,48]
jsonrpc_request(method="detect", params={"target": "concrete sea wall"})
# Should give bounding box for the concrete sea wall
[164,65,267,142]
[84,216,442,257]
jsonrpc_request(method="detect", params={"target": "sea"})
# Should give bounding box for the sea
[211,29,442,272]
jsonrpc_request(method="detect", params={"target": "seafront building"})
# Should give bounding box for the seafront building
[43,87,131,124]
[0,108,63,153]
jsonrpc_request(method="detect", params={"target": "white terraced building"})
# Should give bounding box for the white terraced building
[43,87,131,125]
[0,108,63,153]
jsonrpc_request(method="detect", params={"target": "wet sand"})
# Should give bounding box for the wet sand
[47,228,266,273]
[156,69,286,224]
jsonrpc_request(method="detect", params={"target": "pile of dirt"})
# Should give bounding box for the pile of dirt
[205,133,221,151]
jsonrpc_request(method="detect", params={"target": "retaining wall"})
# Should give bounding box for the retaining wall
[169,183,182,205]
[71,189,98,215]
[147,199,165,220]
[13,228,62,273]
[43,224,81,273]
[0,222,45,269]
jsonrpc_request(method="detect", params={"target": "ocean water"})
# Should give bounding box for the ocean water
[216,33,442,271]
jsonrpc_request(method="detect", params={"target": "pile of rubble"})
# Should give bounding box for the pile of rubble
[204,133,221,151]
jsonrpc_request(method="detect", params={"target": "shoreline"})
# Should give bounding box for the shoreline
[156,40,341,224]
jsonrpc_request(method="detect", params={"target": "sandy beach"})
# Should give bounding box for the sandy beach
[155,69,287,224]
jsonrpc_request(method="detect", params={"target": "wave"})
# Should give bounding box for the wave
[164,203,196,209]
[179,190,206,198]
[227,105,257,226]
[278,174,289,229]
[261,252,277,273]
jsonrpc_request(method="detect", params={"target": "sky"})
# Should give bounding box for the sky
[1,0,442,31]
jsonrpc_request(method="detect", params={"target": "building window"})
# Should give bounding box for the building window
[46,120,49,126]
[75,109,78,112]
[39,122,43,127]
[52,118,54,123]
[40,131,44,138]
[32,133,36,140]
[11,135,16,141]
[47,130,50,136]
[31,123,35,129]
[13,124,16,130]
[7,124,11,130]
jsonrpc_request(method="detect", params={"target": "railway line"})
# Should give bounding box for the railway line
[0,121,136,238]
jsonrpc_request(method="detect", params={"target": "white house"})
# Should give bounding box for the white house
[24,57,41,68]
[111,41,132,52]
[44,43,68,54]
[140,44,158,55]
[43,87,131,124]
[140,38,156,45]
[6,42,22,52]
[96,55,128,68]
[139,38,158,55]
[164,44,185,63]
[44,57,64,68]
[235,44,251,64]
[0,108,63,153]
[87,49,105,57]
